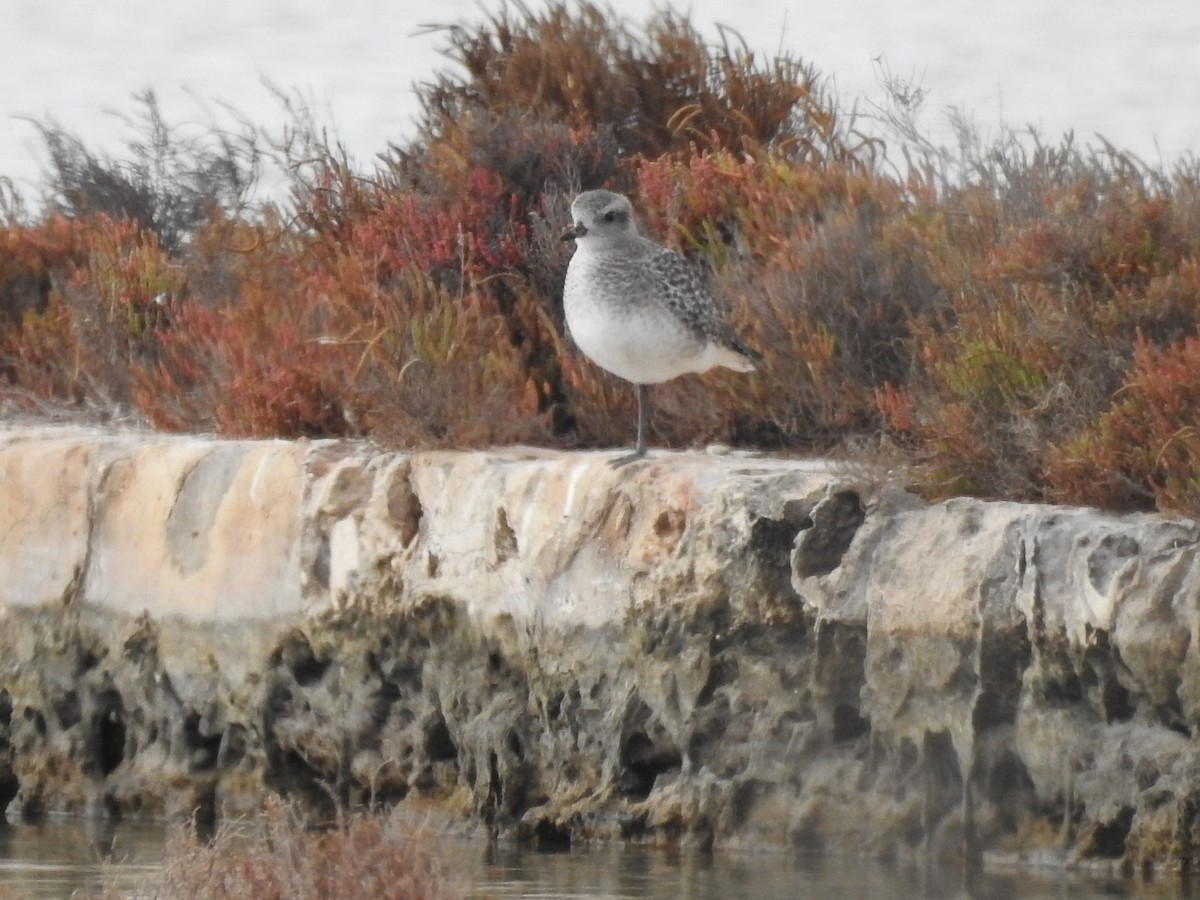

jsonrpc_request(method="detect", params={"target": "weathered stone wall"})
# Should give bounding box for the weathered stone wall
[1,426,1198,871]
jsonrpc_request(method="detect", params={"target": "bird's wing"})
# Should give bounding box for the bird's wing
[643,246,753,353]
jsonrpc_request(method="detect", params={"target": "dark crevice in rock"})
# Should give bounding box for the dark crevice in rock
[216,723,248,769]
[370,682,404,734]
[1081,630,1136,724]
[369,779,409,809]
[618,811,649,839]
[832,702,869,742]
[53,691,81,730]
[971,692,1008,732]
[75,647,101,677]
[922,730,963,835]
[484,751,502,822]
[981,751,1036,816]
[0,690,18,817]
[1083,805,1136,859]
[261,678,336,816]
[0,765,19,818]
[815,621,868,743]
[618,704,682,801]
[88,689,126,778]
[191,784,218,842]
[1168,720,1192,738]
[24,707,46,738]
[729,779,763,830]
[653,509,686,540]
[273,630,329,687]
[1031,628,1084,705]
[370,650,424,690]
[975,620,1032,732]
[264,745,334,816]
[182,712,223,773]
[749,503,810,592]
[696,657,738,706]
[423,712,458,762]
[532,818,572,852]
[793,491,866,578]
[1101,678,1134,724]
[507,729,525,762]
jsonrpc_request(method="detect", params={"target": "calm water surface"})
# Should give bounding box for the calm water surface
[0,819,161,898]
[0,819,1198,899]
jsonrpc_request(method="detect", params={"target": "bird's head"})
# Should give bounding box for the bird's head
[560,190,637,245]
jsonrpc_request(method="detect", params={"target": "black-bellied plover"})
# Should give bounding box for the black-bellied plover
[560,189,760,466]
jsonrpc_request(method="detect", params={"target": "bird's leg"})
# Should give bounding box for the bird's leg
[634,382,647,455]
[611,383,649,468]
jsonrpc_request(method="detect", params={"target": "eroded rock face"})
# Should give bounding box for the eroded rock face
[0,426,1199,871]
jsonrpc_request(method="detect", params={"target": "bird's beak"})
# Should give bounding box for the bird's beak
[560,223,586,241]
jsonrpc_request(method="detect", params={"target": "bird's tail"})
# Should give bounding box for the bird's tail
[728,337,763,371]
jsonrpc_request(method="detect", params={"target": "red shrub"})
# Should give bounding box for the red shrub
[1045,334,1200,515]
[1,215,179,409]
[129,203,550,445]
[875,172,1200,501]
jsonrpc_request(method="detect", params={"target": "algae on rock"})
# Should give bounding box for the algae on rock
[1,426,1199,872]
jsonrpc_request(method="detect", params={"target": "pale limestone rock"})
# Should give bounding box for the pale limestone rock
[0,432,93,607]
[1,425,1199,872]
[0,428,307,619]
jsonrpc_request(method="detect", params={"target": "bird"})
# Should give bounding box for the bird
[560,189,760,466]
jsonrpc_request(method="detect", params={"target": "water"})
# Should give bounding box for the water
[0,818,1197,899]
[0,819,162,898]
[468,844,1197,899]
[2,0,1199,209]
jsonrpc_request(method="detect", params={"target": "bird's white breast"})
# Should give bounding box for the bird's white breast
[564,248,705,384]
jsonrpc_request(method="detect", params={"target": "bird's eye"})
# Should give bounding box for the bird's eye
[603,210,618,223]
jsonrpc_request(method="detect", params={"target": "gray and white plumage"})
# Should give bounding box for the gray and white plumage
[560,189,759,462]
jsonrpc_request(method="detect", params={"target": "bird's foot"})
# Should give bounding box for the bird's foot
[610,447,648,469]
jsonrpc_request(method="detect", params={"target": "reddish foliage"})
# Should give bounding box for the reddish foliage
[1,215,179,407]
[874,172,1200,505]
[121,797,457,900]
[1045,335,1200,514]
[4,4,1200,517]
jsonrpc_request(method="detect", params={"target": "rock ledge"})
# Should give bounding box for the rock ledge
[1,426,1198,871]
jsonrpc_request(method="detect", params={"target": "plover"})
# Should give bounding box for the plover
[560,189,760,465]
